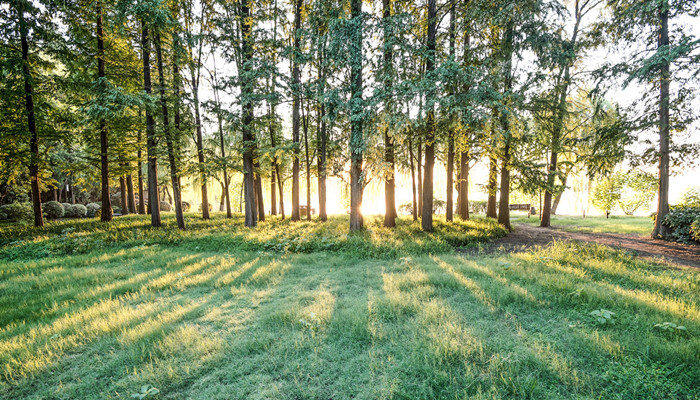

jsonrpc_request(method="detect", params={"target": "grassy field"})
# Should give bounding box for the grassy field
[0,214,697,399]
[511,215,653,236]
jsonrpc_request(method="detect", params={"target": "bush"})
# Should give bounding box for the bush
[0,202,33,222]
[197,202,211,212]
[181,201,191,212]
[690,218,700,243]
[66,204,87,218]
[86,202,101,218]
[43,201,65,219]
[160,201,172,211]
[662,205,700,243]
[61,202,72,211]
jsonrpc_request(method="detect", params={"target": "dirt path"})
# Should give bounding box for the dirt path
[470,223,700,269]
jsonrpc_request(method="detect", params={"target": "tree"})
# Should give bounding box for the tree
[591,172,623,217]
[290,0,302,221]
[348,0,364,231]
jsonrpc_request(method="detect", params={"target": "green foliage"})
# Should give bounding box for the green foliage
[681,188,700,207]
[0,202,32,222]
[42,201,64,219]
[86,202,101,218]
[65,204,87,218]
[691,218,700,242]
[131,385,160,399]
[653,322,687,336]
[662,205,700,243]
[590,309,616,326]
[618,171,657,215]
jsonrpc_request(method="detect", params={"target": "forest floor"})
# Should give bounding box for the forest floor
[0,214,698,400]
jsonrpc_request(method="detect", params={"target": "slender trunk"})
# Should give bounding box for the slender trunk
[349,0,364,231]
[141,21,160,227]
[270,166,277,215]
[445,1,456,222]
[211,60,231,218]
[652,0,670,239]
[497,20,514,231]
[191,59,209,220]
[96,0,112,222]
[17,1,43,227]
[408,137,417,221]
[420,0,437,232]
[154,28,184,229]
[382,0,396,227]
[126,173,136,213]
[119,175,128,213]
[317,27,328,222]
[551,175,566,215]
[291,0,302,221]
[240,1,257,227]
[136,118,146,214]
[458,149,469,219]
[417,141,423,217]
[254,161,265,221]
[303,100,311,220]
[219,180,226,211]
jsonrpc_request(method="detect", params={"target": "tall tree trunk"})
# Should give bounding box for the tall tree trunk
[240,1,257,227]
[652,0,670,239]
[190,49,209,220]
[154,28,185,229]
[254,162,265,221]
[316,22,328,222]
[421,0,437,232]
[486,130,498,217]
[219,180,226,211]
[417,141,423,217]
[382,0,396,228]
[96,0,112,222]
[211,58,232,219]
[303,100,311,220]
[445,1,456,222]
[497,20,514,231]
[141,21,161,227]
[408,137,417,221]
[126,173,136,213]
[349,0,364,231]
[270,166,277,215]
[17,1,43,227]
[291,0,302,221]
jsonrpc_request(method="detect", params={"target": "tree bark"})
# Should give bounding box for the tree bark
[652,0,670,239]
[136,118,146,214]
[17,1,43,227]
[141,21,161,227]
[96,0,112,222]
[119,175,128,213]
[240,1,257,227]
[551,175,566,215]
[408,137,417,221]
[497,20,514,231]
[349,0,364,231]
[417,141,423,217]
[126,173,136,213]
[382,0,396,228]
[154,28,185,229]
[303,100,312,220]
[190,41,209,220]
[421,0,437,232]
[445,1,456,222]
[211,59,232,218]
[291,0,302,221]
[458,149,469,219]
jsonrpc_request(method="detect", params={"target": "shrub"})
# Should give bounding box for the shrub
[160,201,172,211]
[86,202,101,218]
[43,201,65,219]
[0,202,33,222]
[181,201,191,212]
[690,218,700,243]
[61,202,72,211]
[662,205,700,243]
[66,204,87,218]
[197,202,211,212]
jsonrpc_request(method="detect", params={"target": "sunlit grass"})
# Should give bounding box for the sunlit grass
[511,214,653,236]
[0,215,697,399]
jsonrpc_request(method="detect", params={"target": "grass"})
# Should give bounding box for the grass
[511,214,653,236]
[0,213,698,399]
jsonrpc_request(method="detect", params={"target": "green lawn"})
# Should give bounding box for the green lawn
[511,215,653,236]
[1,214,697,399]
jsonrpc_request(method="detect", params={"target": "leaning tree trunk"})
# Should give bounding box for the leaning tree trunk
[349,0,364,231]
[551,175,566,215]
[17,1,43,227]
[154,28,184,229]
[290,0,302,221]
[141,21,161,227]
[652,0,670,239]
[96,0,113,222]
[421,0,437,232]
